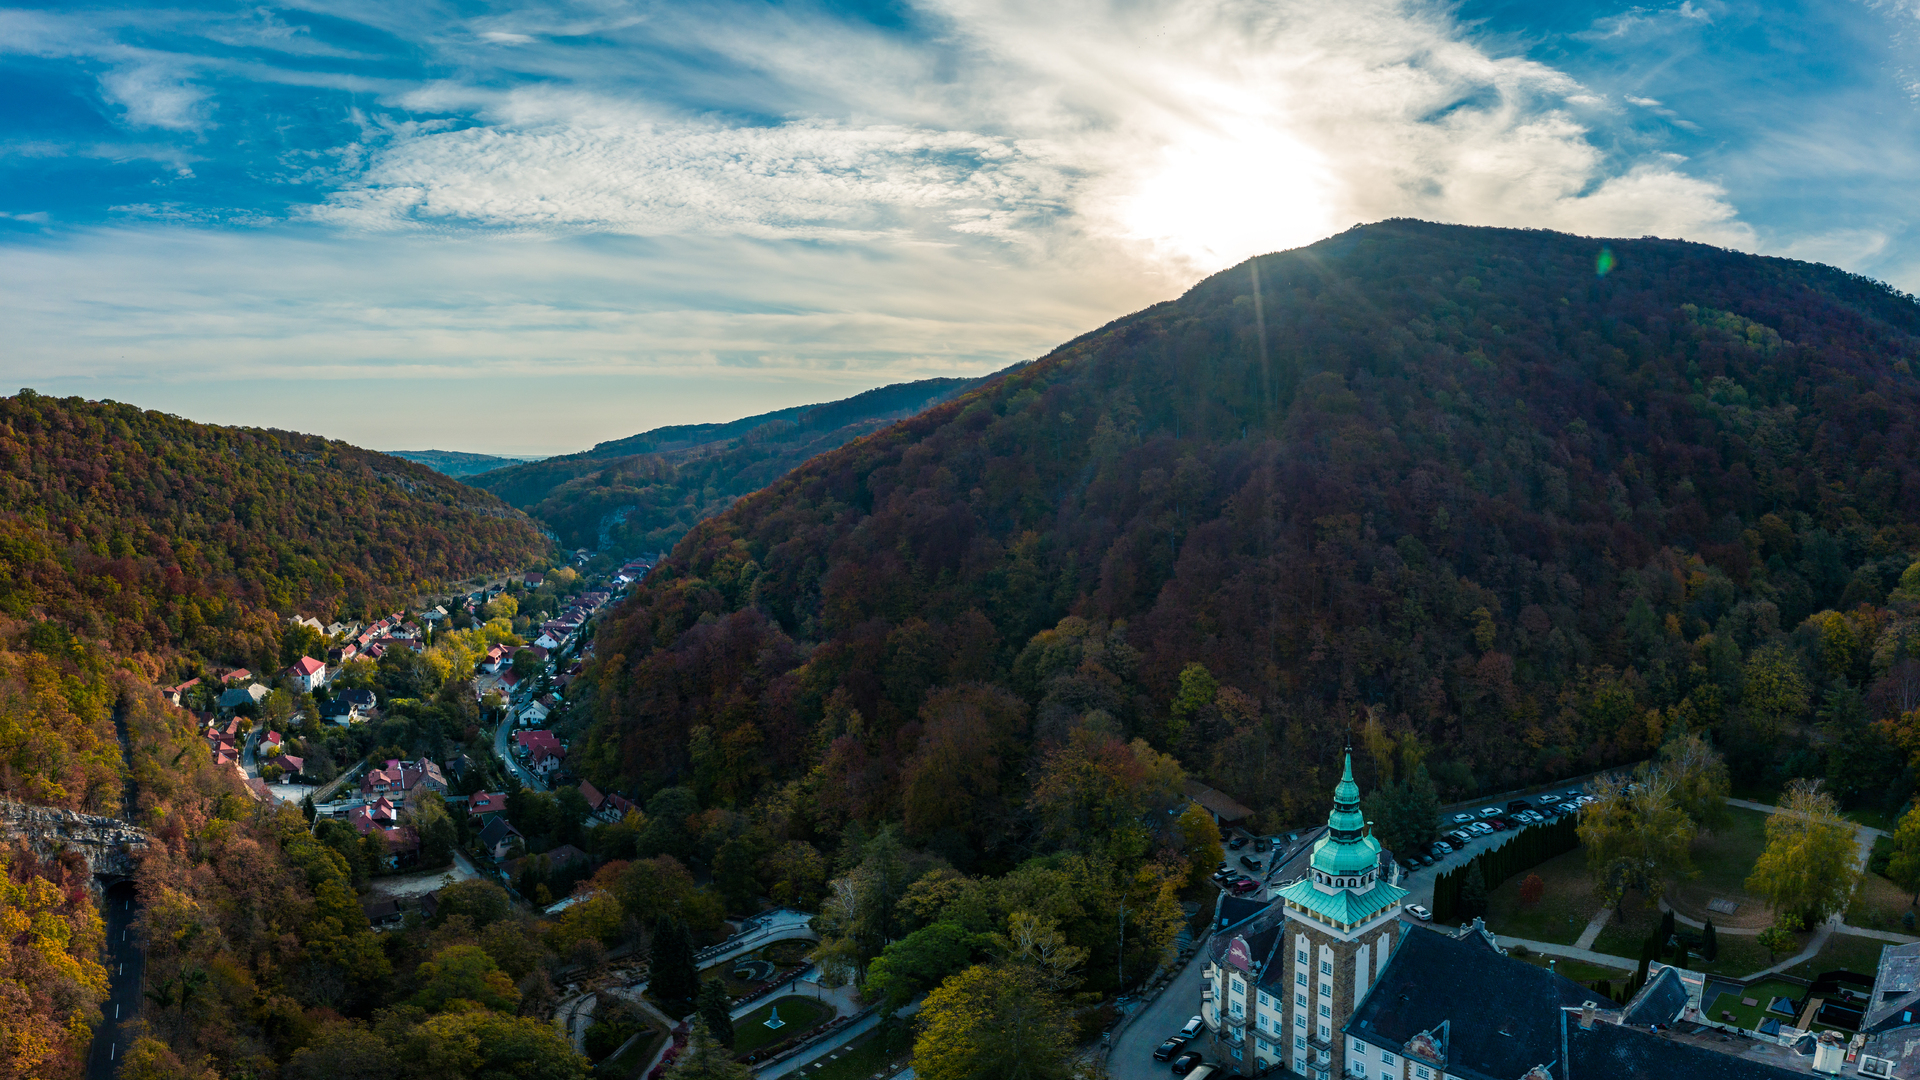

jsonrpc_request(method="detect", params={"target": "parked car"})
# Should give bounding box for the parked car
[1407,904,1432,921]
[1538,793,1561,804]
[1432,840,1453,854]
[1228,836,1248,850]
[1478,806,1501,818]
[1472,822,1493,835]
[1451,812,1474,824]
[1254,836,1271,853]
[1488,818,1508,830]
[1240,855,1263,872]
[1155,1035,1191,1061]
[1230,877,1260,895]
[1180,1016,1205,1039]
[1506,799,1532,812]
[1171,1051,1206,1076]
[1213,867,1236,883]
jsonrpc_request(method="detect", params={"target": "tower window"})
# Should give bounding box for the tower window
[1321,961,1333,976]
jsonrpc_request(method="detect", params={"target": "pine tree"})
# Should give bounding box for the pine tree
[698,977,736,1048]
[651,916,702,1018]
[1702,919,1719,962]
[1458,862,1489,919]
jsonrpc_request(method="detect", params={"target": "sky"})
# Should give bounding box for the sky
[3,0,1917,457]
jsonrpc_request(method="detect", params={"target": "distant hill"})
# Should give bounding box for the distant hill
[0,392,547,674]
[465,376,978,553]
[387,449,536,477]
[576,220,1920,858]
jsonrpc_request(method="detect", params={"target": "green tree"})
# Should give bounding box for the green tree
[649,916,700,1017]
[412,791,458,868]
[1888,802,1920,904]
[1172,803,1224,887]
[1167,662,1217,743]
[412,944,522,1014]
[867,922,980,1014]
[1457,861,1488,919]
[1657,732,1730,829]
[666,1018,751,1080]
[912,965,1074,1080]
[431,879,514,928]
[696,978,735,1048]
[397,1008,589,1080]
[1742,646,1811,739]
[1756,913,1805,963]
[1746,779,1861,923]
[1701,919,1719,962]
[1578,771,1697,915]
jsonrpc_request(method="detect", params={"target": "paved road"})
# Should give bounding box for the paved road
[492,716,545,791]
[1107,949,1206,1080]
[85,882,145,1080]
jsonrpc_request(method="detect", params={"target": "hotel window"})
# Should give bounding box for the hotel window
[1298,949,1308,963]
[1320,1004,1331,1018]
[1297,1037,1307,1051]
[1296,993,1307,1008]
[1382,1052,1396,1066]
[1296,1014,1306,1029]
[1231,1001,1244,1018]
[1320,982,1332,997]
[1322,961,1333,976]
[1416,1068,1429,1080]
[1232,977,1244,993]
[1352,1040,1366,1056]
[1297,972,1307,986]
[1320,1024,1330,1040]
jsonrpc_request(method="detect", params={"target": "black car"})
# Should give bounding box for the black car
[1239,855,1262,872]
[1212,867,1235,883]
[1506,799,1531,812]
[1228,836,1248,850]
[1171,1051,1205,1075]
[1254,836,1271,853]
[1154,1036,1190,1061]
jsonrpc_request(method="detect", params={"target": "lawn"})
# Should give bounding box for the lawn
[1587,896,1783,978]
[799,1023,912,1080]
[1847,864,1918,934]
[1664,806,1773,930]
[1484,849,1598,945]
[1590,899,1663,960]
[1781,933,1895,981]
[1704,977,1804,1031]
[733,994,833,1055]
[594,1029,663,1079]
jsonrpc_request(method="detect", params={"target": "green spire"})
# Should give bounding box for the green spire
[1327,745,1365,839]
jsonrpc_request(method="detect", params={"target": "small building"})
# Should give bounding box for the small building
[217,683,270,712]
[468,791,507,818]
[161,678,200,706]
[285,656,329,693]
[1183,778,1255,830]
[478,815,522,860]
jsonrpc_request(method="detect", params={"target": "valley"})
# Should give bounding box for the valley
[5,221,1920,1080]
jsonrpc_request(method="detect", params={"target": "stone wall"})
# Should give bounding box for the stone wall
[0,798,150,882]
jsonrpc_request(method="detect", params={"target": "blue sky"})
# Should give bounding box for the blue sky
[3,0,1916,456]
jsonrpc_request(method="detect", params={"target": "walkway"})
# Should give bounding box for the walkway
[1496,935,1637,971]
[1572,909,1611,950]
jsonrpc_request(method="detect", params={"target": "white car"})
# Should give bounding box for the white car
[1451,812,1474,824]
[1479,806,1501,818]
[1538,793,1561,804]
[1407,904,1432,921]
[1471,822,1492,835]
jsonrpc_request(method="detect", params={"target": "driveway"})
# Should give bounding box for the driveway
[1107,950,1205,1080]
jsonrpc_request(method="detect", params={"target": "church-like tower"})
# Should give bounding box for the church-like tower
[1276,746,1410,1077]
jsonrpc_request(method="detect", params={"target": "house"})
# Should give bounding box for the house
[162,678,200,706]
[482,644,511,673]
[421,605,448,623]
[1183,778,1255,830]
[514,730,563,758]
[524,572,544,587]
[419,891,440,921]
[217,683,270,711]
[534,631,564,651]
[265,754,304,779]
[468,791,507,818]
[446,753,478,784]
[219,668,252,684]
[361,896,404,929]
[336,688,376,715]
[363,762,405,801]
[518,700,550,727]
[285,656,329,693]
[477,815,522,859]
[400,759,447,803]
[290,615,324,632]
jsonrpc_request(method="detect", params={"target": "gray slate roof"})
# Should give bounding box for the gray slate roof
[1346,924,1602,1080]
[1866,942,1920,1032]
[1622,965,1691,1027]
[1561,1014,1810,1080]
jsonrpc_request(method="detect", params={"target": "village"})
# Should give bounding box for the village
[156,554,658,902]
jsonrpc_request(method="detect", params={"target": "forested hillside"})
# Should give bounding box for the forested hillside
[386,449,534,477]
[576,220,1920,872]
[0,394,550,1078]
[466,377,975,554]
[0,393,546,679]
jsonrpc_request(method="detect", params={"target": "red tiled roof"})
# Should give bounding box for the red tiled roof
[288,656,326,677]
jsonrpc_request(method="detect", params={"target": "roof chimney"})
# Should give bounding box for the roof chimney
[1579,1005,1595,1031]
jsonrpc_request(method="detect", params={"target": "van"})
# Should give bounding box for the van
[1185,1067,1218,1080]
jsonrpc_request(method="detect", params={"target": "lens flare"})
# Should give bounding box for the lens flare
[1596,247,1616,276]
